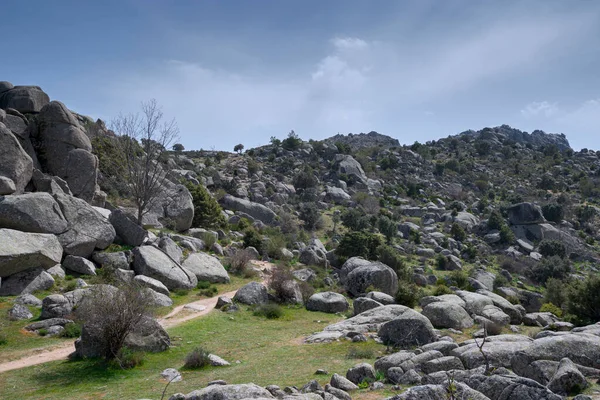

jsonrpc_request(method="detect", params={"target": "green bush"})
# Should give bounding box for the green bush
[376,245,410,281]
[377,216,396,243]
[112,347,145,369]
[566,275,600,326]
[184,347,211,369]
[499,225,515,244]
[529,256,571,284]
[487,210,504,230]
[540,303,563,318]
[197,280,211,290]
[542,203,564,223]
[298,203,323,231]
[493,274,510,289]
[447,270,470,290]
[341,209,370,231]
[394,281,422,308]
[60,323,82,338]
[0,333,7,346]
[544,278,567,307]
[435,254,449,270]
[243,228,263,250]
[253,304,283,319]
[281,130,302,151]
[433,285,454,296]
[450,223,466,242]
[185,182,227,229]
[336,231,383,262]
[538,240,567,258]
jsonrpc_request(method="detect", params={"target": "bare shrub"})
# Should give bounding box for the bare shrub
[228,249,257,277]
[184,347,211,369]
[75,282,156,360]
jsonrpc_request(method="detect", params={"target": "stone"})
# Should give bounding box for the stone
[476,290,523,324]
[161,368,182,383]
[132,246,197,290]
[306,292,348,313]
[63,255,96,276]
[421,341,459,356]
[335,154,367,184]
[421,356,464,374]
[0,123,33,194]
[374,351,416,374]
[233,281,269,305]
[220,194,277,224]
[109,209,147,246]
[352,297,383,316]
[216,296,233,309]
[330,373,359,391]
[293,268,317,282]
[338,257,373,283]
[0,267,55,296]
[54,193,115,257]
[8,303,33,320]
[324,385,351,400]
[301,379,323,393]
[25,318,73,331]
[365,291,396,305]
[453,335,534,369]
[0,85,49,113]
[92,251,130,270]
[508,202,546,225]
[157,237,184,263]
[344,261,398,297]
[40,294,72,319]
[15,293,43,307]
[325,186,351,204]
[389,382,489,400]
[181,383,273,400]
[143,288,173,307]
[378,312,437,348]
[472,270,495,291]
[208,354,231,366]
[480,305,510,327]
[346,363,376,384]
[0,193,68,234]
[456,290,494,315]
[0,176,16,195]
[465,374,562,400]
[133,275,170,296]
[422,301,474,330]
[182,253,230,283]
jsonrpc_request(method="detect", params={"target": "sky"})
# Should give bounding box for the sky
[1,1,599,151]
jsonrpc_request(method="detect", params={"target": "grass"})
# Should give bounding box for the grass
[0,306,385,400]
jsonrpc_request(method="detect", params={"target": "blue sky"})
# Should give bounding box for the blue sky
[2,1,599,151]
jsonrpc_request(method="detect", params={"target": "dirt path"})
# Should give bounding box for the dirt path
[0,261,274,374]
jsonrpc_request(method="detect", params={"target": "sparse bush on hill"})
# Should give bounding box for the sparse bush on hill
[395,281,422,308]
[542,203,564,223]
[253,304,283,319]
[298,203,323,231]
[185,182,227,229]
[243,228,263,250]
[336,231,383,262]
[376,245,410,281]
[528,256,571,284]
[184,347,211,369]
[538,240,567,258]
[566,275,600,326]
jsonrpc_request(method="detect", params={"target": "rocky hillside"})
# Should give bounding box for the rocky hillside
[1,81,600,399]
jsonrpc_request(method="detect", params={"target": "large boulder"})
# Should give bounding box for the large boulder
[344,261,398,297]
[508,203,546,225]
[338,257,373,283]
[378,311,437,348]
[181,383,273,400]
[182,252,230,284]
[346,363,376,384]
[453,335,534,369]
[62,255,96,276]
[54,193,115,257]
[108,209,147,247]
[142,180,194,232]
[0,122,33,194]
[334,154,367,184]
[0,267,55,295]
[306,292,349,313]
[465,374,562,400]
[233,281,269,305]
[352,297,383,316]
[220,194,277,225]
[547,357,588,396]
[0,85,49,113]
[37,101,99,202]
[0,193,68,234]
[132,246,197,290]
[389,382,489,400]
[0,229,63,277]
[422,301,474,330]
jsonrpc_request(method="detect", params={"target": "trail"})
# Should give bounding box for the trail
[0,261,273,374]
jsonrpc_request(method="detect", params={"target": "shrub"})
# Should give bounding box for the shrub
[499,225,515,244]
[540,303,563,318]
[112,347,145,369]
[173,288,190,296]
[269,267,297,304]
[341,209,370,231]
[433,285,454,296]
[293,166,319,190]
[198,286,218,297]
[282,130,301,150]
[435,254,449,270]
[447,270,470,290]
[565,275,600,326]
[299,203,323,231]
[243,228,263,250]
[346,347,375,359]
[377,216,396,243]
[487,210,504,231]
[544,278,567,307]
[395,281,422,308]
[450,223,466,242]
[228,249,255,277]
[253,304,283,319]
[185,182,227,229]
[38,328,49,337]
[376,245,410,281]
[493,274,510,289]
[528,256,571,284]
[184,347,211,369]
[542,203,564,223]
[197,280,211,290]
[61,323,82,338]
[336,231,383,261]
[538,240,567,258]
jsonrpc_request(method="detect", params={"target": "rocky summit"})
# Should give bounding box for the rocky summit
[2,80,600,400]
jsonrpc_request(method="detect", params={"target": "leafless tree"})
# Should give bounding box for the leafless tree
[111,99,180,224]
[76,282,156,361]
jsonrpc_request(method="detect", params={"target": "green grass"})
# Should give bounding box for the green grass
[0,307,385,400]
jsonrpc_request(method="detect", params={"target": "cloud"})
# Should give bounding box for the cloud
[330,37,368,50]
[521,101,559,118]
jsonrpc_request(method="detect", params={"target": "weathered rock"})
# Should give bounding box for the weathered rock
[422,301,474,330]
[292,268,317,282]
[63,255,96,276]
[108,209,147,247]
[330,373,359,391]
[0,267,55,295]
[143,288,173,307]
[508,203,546,225]
[0,193,68,234]
[0,229,63,277]
[325,186,351,204]
[15,293,43,307]
[456,290,494,315]
[0,85,49,113]
[41,294,72,319]
[182,253,230,284]
[306,292,349,313]
[378,312,437,347]
[346,363,376,384]
[181,383,273,400]
[477,290,523,324]
[216,296,233,309]
[142,180,194,232]
[453,335,534,369]
[92,251,130,270]
[352,297,383,316]
[7,303,33,320]
[335,154,367,184]
[133,275,170,296]
[208,353,231,367]
[157,237,183,263]
[324,384,351,400]
[365,291,396,305]
[344,261,398,297]
[389,382,489,400]
[546,357,588,395]
[233,281,269,305]
[221,194,276,224]
[132,246,197,290]
[54,193,115,257]
[0,123,33,194]
[480,305,511,327]
[421,356,465,374]
[25,318,74,331]
[398,350,445,373]
[374,351,416,373]
[0,176,16,195]
[465,374,562,400]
